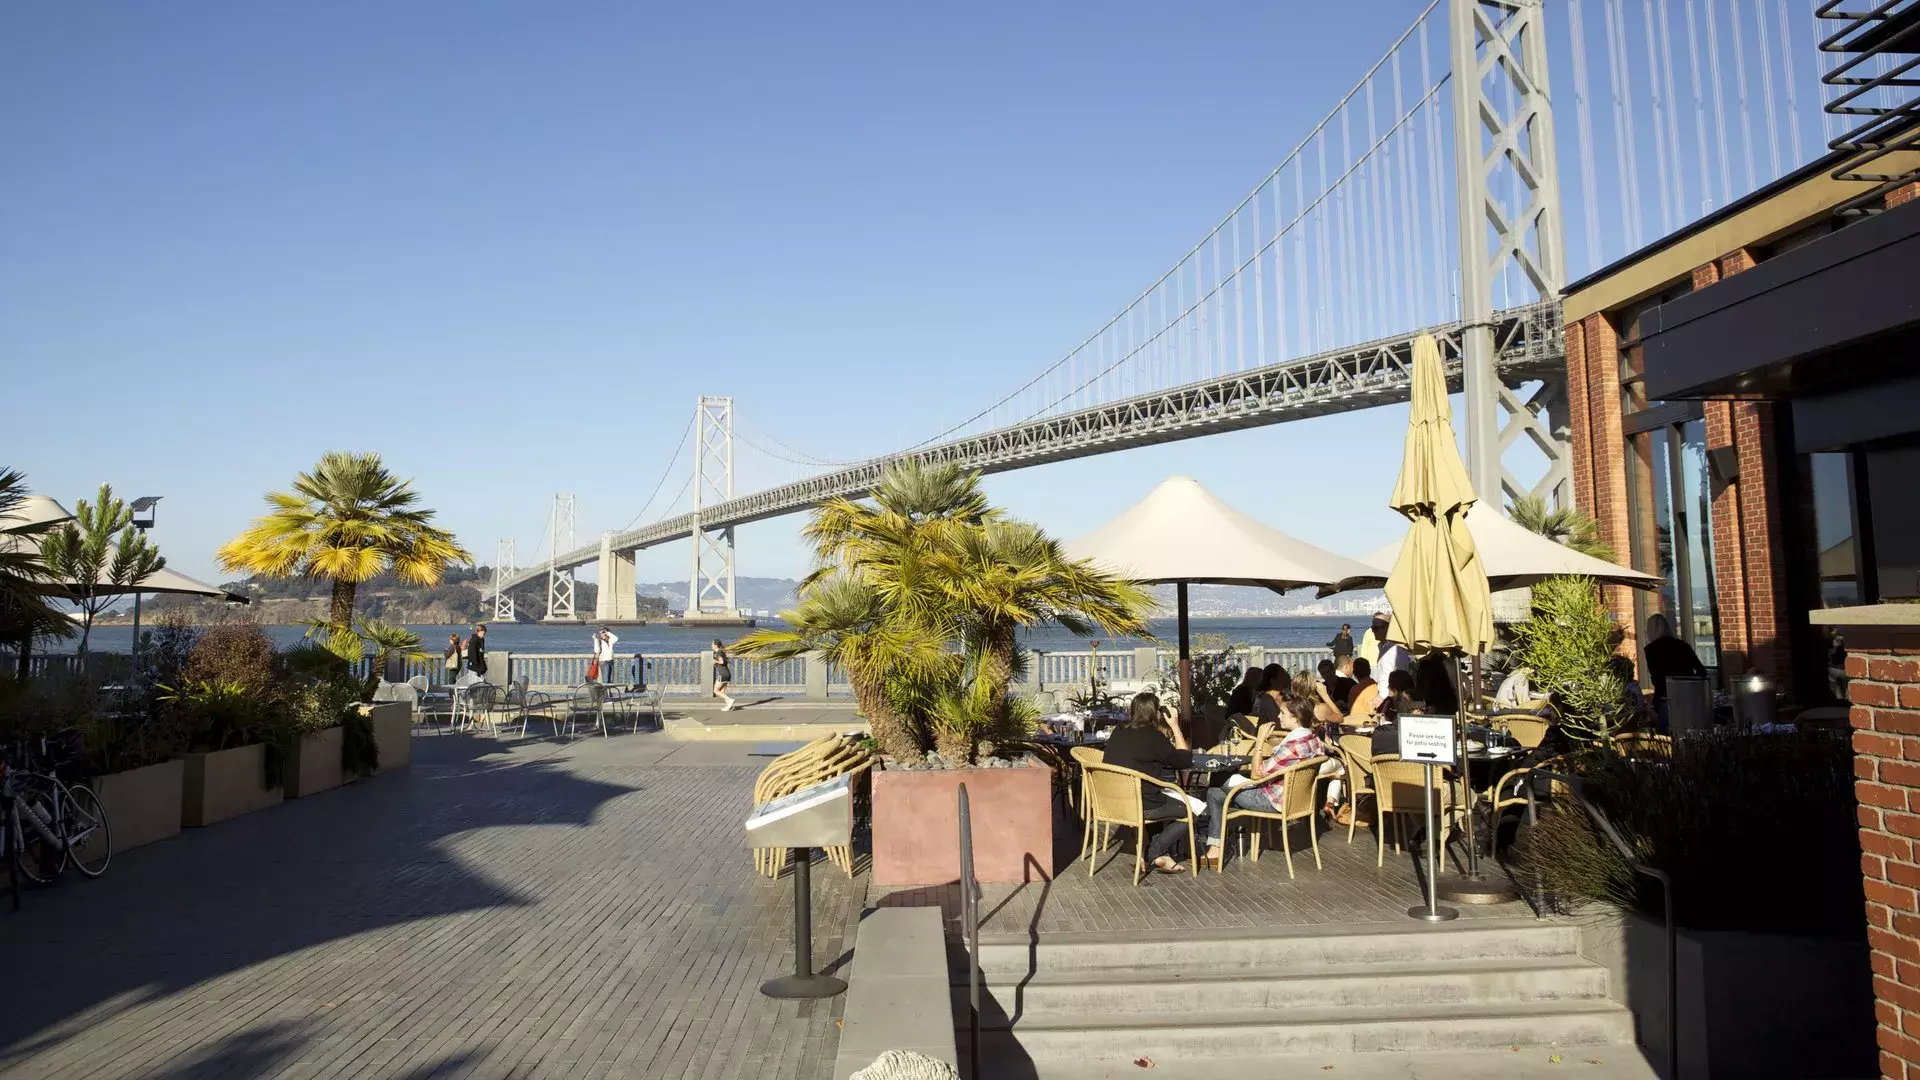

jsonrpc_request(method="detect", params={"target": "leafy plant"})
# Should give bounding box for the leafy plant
[929,655,1040,764]
[1519,730,1861,935]
[217,451,470,657]
[1152,634,1247,713]
[342,707,378,777]
[37,483,165,658]
[1066,686,1118,711]
[184,622,279,696]
[1509,576,1632,747]
[1510,494,1616,561]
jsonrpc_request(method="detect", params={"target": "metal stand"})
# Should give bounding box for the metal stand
[1437,654,1519,905]
[760,847,847,999]
[1408,763,1460,922]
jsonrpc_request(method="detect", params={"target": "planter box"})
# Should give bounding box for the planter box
[90,759,184,855]
[1579,911,1875,1078]
[286,727,344,798]
[367,701,412,774]
[871,763,1052,887]
[181,744,283,827]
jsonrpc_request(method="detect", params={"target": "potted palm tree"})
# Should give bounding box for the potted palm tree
[740,462,1148,887]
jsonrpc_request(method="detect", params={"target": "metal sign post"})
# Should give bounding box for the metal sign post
[747,775,853,999]
[1437,656,1520,905]
[1398,714,1460,923]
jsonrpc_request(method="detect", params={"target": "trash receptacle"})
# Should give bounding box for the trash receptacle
[1667,675,1713,735]
[1735,672,1777,729]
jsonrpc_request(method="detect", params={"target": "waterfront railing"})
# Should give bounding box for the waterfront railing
[10,645,1335,702]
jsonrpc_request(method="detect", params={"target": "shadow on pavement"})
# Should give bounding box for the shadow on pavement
[0,734,635,1072]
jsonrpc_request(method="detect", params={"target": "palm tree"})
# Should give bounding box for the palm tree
[38,483,165,657]
[931,518,1151,727]
[0,468,74,674]
[217,452,471,654]
[735,573,954,762]
[1510,494,1617,562]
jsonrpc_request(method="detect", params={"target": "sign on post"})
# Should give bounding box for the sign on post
[1396,713,1456,765]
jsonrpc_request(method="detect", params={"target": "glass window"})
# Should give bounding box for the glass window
[1867,444,1920,599]
[1678,419,1718,667]
[1810,452,1859,608]
[1625,419,1721,675]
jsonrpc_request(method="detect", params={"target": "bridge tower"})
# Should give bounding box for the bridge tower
[686,395,740,619]
[492,539,516,621]
[1451,0,1572,508]
[544,492,578,622]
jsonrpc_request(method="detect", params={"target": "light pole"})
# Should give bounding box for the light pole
[129,496,161,673]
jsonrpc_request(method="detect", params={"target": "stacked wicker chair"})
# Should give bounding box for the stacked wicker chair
[751,733,873,879]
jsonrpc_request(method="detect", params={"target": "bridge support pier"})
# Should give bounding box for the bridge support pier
[595,533,638,623]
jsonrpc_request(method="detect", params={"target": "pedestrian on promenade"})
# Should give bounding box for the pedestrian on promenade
[443,633,463,681]
[466,623,488,679]
[591,627,619,682]
[712,639,737,711]
[1327,623,1354,660]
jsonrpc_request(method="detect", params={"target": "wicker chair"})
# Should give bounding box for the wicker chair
[1337,735,1385,846]
[751,734,870,879]
[1612,731,1673,759]
[1068,746,1108,864]
[1487,765,1536,858]
[1372,759,1454,869]
[1494,713,1554,749]
[1218,756,1331,879]
[1081,761,1197,885]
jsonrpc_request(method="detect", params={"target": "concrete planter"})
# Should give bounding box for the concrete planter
[286,727,344,798]
[1579,911,1875,1077]
[871,762,1052,887]
[367,701,412,774]
[90,759,184,854]
[181,744,283,827]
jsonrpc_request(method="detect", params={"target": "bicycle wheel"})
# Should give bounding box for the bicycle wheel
[11,794,63,885]
[62,784,111,878]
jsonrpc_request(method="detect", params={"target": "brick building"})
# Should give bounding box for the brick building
[1566,143,1920,1074]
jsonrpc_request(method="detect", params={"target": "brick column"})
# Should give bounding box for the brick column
[1562,311,1636,639]
[1844,621,1920,1078]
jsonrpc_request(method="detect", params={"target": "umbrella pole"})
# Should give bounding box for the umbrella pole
[1176,583,1192,729]
[1436,650,1518,905]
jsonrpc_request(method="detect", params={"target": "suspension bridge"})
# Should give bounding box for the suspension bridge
[487,0,1853,623]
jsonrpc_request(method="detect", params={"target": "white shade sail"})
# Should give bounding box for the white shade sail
[0,494,75,535]
[63,566,251,604]
[1064,476,1386,594]
[1354,503,1661,592]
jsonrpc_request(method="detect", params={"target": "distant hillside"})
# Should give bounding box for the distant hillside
[638,577,799,617]
[125,566,667,625]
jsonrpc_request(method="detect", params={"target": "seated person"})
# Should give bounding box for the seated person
[1251,663,1289,729]
[1607,654,1647,726]
[1349,667,1414,726]
[1225,666,1265,718]
[1200,700,1341,868]
[1413,652,1458,714]
[1321,657,1357,713]
[1299,667,1346,728]
[1345,658,1377,712]
[1100,691,1196,875]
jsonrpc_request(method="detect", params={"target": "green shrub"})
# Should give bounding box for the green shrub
[1509,576,1632,747]
[184,622,277,696]
[1519,729,1862,936]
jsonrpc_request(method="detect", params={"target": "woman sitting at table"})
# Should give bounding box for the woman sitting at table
[1199,700,1340,868]
[1351,668,1416,725]
[1101,692,1197,875]
[1291,669,1346,728]
[1226,666,1266,718]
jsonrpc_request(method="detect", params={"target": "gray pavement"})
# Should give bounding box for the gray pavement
[0,731,861,1080]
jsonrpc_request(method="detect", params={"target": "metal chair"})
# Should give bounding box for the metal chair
[565,682,611,739]
[508,678,556,738]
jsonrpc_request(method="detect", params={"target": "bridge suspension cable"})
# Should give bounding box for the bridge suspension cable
[620,414,696,532]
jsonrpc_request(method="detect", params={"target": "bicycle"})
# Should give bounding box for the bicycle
[0,733,112,887]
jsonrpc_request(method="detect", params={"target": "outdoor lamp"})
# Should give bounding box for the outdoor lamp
[130,496,161,532]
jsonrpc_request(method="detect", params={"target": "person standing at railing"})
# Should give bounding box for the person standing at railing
[466,623,488,679]
[443,634,463,683]
[712,639,738,711]
[1327,623,1355,661]
[590,627,619,683]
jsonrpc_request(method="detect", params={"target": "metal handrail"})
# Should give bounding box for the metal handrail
[957,784,980,1080]
[1526,768,1678,1080]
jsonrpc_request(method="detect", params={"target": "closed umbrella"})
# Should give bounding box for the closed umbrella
[1383,334,1496,919]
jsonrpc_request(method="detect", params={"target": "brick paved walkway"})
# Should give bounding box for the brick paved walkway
[0,733,861,1080]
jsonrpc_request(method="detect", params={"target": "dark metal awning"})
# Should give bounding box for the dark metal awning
[1637,196,1920,401]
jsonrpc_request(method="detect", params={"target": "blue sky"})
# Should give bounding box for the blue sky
[2,2,1596,587]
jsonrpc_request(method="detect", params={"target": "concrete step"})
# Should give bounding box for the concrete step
[968,918,1582,979]
[968,997,1635,1063]
[962,1046,1659,1080]
[955,955,1609,1020]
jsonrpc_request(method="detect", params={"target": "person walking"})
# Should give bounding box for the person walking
[712,639,737,711]
[1327,623,1355,661]
[466,623,488,679]
[591,627,620,682]
[442,633,463,682]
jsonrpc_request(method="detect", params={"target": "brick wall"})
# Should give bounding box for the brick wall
[1848,625,1920,1078]
[1562,311,1638,642]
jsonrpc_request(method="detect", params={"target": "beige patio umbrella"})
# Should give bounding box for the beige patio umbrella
[1384,335,1493,658]
[1356,502,1662,594]
[1065,476,1384,724]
